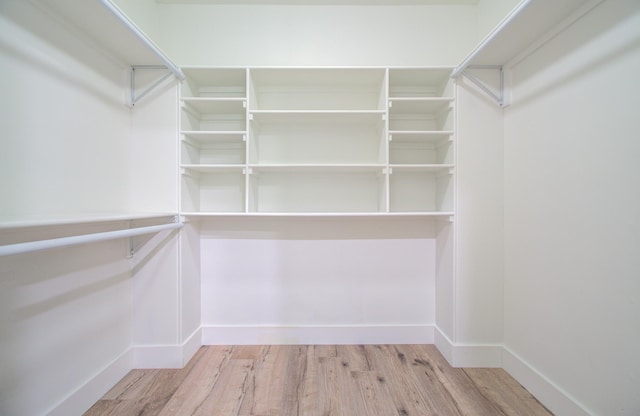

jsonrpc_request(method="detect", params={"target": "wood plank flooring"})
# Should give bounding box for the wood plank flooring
[85,345,552,416]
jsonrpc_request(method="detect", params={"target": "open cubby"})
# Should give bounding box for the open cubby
[389,168,453,213]
[388,68,453,98]
[181,105,246,132]
[181,68,246,98]
[248,168,386,213]
[249,68,386,111]
[249,112,386,165]
[181,167,246,213]
[389,137,453,165]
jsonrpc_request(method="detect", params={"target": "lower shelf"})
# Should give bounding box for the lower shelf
[181,211,454,218]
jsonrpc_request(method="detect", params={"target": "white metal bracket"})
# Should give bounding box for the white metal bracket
[126,215,182,258]
[460,65,509,107]
[130,65,174,107]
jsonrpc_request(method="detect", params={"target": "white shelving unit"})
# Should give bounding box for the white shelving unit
[179,67,455,216]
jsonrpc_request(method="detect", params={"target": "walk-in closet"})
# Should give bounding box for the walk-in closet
[1,0,639,415]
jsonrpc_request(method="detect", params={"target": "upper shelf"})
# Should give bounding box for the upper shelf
[452,0,602,77]
[37,0,184,80]
[0,212,177,230]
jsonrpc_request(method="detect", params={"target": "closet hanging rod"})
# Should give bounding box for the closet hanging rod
[0,221,183,257]
[97,0,185,81]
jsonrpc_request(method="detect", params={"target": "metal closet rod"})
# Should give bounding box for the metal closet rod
[0,221,183,257]
[98,0,185,81]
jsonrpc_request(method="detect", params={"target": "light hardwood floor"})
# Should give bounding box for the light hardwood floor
[85,345,552,416]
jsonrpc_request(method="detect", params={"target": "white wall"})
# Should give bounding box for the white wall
[155,3,478,66]
[129,73,179,214]
[0,1,185,414]
[0,228,132,416]
[475,0,520,42]
[455,78,504,346]
[200,217,436,344]
[0,0,130,220]
[503,1,640,414]
[112,0,162,43]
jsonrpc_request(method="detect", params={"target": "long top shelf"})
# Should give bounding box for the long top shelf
[0,213,178,230]
[452,0,602,77]
[36,0,184,80]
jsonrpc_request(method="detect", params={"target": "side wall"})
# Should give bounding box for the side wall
[0,1,184,415]
[503,1,640,415]
[449,77,504,365]
[0,2,135,413]
[0,0,130,219]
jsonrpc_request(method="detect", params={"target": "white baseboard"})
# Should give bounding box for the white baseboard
[434,326,503,367]
[434,330,590,413]
[202,324,434,345]
[48,348,134,416]
[502,347,591,416]
[48,326,590,416]
[49,329,204,416]
[182,326,204,366]
[133,327,204,368]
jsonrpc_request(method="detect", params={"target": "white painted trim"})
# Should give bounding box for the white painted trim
[434,326,502,368]
[202,324,434,345]
[48,348,134,416]
[434,326,454,363]
[182,326,204,366]
[48,328,204,415]
[133,344,184,369]
[502,347,592,416]
[133,327,204,368]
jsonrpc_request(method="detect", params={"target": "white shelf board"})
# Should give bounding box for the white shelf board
[389,164,454,173]
[389,131,453,143]
[182,98,246,114]
[0,212,177,230]
[181,211,454,218]
[453,0,602,76]
[36,0,182,78]
[181,164,245,173]
[249,164,386,173]
[182,131,246,144]
[389,98,452,114]
[250,110,386,123]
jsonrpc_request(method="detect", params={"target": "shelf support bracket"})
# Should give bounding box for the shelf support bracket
[459,65,508,107]
[130,65,174,107]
